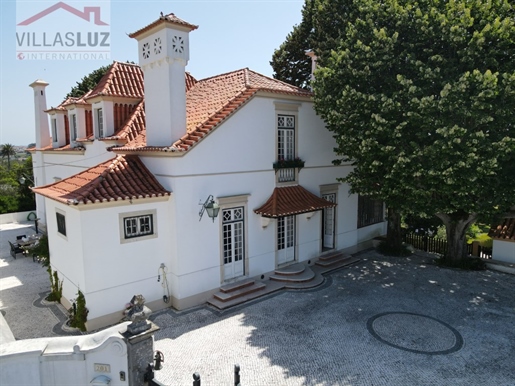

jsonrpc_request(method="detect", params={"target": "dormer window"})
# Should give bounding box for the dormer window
[71,114,77,141]
[52,118,58,142]
[96,108,104,137]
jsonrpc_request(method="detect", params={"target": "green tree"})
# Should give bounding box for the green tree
[272,0,405,250]
[270,0,316,88]
[0,143,16,170]
[15,156,36,212]
[0,155,35,214]
[312,0,515,260]
[66,65,110,98]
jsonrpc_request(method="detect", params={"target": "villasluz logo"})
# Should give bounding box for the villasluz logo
[16,1,110,60]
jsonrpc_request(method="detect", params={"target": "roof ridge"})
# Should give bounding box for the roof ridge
[112,60,140,67]
[196,68,247,83]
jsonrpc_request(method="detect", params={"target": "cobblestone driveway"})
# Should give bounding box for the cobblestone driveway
[153,250,515,386]
[2,224,514,385]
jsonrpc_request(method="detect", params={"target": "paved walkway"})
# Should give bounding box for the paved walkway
[1,223,515,385]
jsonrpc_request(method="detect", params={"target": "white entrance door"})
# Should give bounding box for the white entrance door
[222,208,244,280]
[322,193,336,249]
[277,215,295,264]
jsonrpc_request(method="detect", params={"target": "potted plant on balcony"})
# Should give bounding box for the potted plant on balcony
[273,157,305,171]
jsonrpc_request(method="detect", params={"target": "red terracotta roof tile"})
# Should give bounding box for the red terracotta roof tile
[113,68,311,153]
[33,155,170,205]
[28,144,84,152]
[129,13,198,39]
[489,215,515,241]
[60,90,93,108]
[102,101,146,147]
[87,62,144,99]
[254,185,336,218]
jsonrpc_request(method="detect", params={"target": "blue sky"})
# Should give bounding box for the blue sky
[0,0,304,146]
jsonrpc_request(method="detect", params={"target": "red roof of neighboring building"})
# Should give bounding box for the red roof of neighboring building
[254,185,336,218]
[489,216,515,241]
[129,12,198,39]
[113,68,312,153]
[33,155,170,205]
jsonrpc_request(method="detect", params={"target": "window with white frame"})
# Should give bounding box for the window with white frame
[56,212,66,236]
[277,114,295,161]
[277,114,296,183]
[123,214,153,239]
[71,114,77,141]
[96,108,103,137]
[52,118,58,142]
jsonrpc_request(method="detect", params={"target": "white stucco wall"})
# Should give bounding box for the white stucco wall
[140,95,386,303]
[45,199,86,306]
[43,94,386,327]
[492,240,515,263]
[78,199,172,320]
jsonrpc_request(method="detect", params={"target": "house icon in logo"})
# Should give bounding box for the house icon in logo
[17,1,108,26]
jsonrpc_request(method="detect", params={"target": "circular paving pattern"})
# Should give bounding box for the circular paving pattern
[367,312,463,355]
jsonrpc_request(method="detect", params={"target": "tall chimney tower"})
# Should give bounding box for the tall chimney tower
[29,80,51,148]
[129,13,198,147]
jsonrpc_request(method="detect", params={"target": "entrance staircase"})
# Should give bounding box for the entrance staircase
[315,250,360,272]
[208,250,360,310]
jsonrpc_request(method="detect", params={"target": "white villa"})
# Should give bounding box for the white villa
[31,13,386,330]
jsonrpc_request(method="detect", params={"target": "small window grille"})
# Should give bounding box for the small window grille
[154,37,162,55]
[142,42,150,59]
[172,35,184,53]
[124,215,153,239]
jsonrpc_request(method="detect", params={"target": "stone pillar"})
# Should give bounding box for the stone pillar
[121,294,160,385]
[122,322,160,385]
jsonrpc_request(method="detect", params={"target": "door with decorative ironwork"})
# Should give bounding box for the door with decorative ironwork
[322,193,336,249]
[222,208,244,280]
[277,215,295,265]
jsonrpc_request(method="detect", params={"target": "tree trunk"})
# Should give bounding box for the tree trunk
[436,212,477,261]
[386,207,402,250]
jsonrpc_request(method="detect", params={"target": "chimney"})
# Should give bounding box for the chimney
[129,13,198,147]
[29,80,51,148]
[305,50,317,86]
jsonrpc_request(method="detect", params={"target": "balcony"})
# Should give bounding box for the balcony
[273,158,304,183]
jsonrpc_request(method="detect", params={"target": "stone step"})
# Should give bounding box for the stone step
[270,266,315,283]
[208,281,275,310]
[318,250,346,262]
[315,256,361,273]
[219,279,255,294]
[316,254,352,267]
[213,282,266,302]
[273,263,306,276]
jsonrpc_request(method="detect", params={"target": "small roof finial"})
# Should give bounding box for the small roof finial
[160,11,164,17]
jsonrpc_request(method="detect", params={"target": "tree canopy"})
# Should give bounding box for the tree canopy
[66,65,110,98]
[0,155,35,214]
[0,143,16,170]
[274,0,515,259]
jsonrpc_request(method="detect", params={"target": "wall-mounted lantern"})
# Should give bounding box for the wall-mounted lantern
[199,195,220,222]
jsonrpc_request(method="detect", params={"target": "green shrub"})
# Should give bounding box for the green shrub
[68,290,88,332]
[46,267,63,302]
